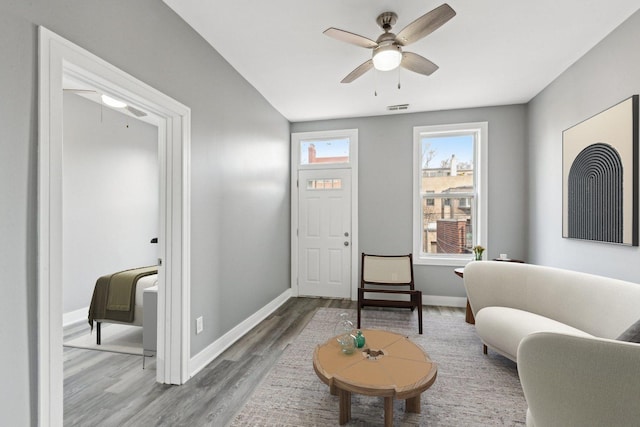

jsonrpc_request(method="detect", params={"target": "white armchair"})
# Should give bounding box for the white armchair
[517,332,640,427]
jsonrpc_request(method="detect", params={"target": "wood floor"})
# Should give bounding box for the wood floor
[64,297,463,426]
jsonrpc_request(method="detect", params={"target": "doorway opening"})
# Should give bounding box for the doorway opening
[61,85,159,342]
[38,27,191,426]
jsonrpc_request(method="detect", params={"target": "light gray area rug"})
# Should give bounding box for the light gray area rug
[230,307,527,426]
[64,323,143,356]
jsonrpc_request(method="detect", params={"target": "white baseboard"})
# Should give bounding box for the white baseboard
[423,295,467,308]
[63,306,89,327]
[189,288,292,378]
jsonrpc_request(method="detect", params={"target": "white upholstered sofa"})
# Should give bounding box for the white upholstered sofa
[465,261,640,426]
[463,261,640,362]
[518,332,640,427]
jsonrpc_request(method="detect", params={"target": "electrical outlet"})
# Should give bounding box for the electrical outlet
[196,316,203,334]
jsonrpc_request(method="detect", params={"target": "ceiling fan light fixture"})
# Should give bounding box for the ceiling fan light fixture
[101,94,127,109]
[325,4,455,82]
[372,44,402,71]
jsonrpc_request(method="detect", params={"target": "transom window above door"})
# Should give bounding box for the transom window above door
[300,138,350,166]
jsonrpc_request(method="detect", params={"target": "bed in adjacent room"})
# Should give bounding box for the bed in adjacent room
[88,266,158,345]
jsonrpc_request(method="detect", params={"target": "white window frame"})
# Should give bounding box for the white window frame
[412,122,488,266]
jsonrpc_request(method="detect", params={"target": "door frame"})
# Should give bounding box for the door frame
[291,129,359,300]
[38,27,191,426]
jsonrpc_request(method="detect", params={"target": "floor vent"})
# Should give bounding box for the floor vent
[387,104,409,111]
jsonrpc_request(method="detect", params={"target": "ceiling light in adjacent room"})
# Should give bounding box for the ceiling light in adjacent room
[101,94,127,108]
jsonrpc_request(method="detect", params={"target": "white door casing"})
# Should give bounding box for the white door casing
[298,169,352,298]
[291,129,359,301]
[38,27,191,427]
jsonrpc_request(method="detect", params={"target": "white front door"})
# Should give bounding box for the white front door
[298,169,352,298]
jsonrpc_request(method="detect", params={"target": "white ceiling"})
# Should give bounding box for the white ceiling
[163,1,639,122]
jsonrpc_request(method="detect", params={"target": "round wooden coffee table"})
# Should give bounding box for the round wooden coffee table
[313,329,437,426]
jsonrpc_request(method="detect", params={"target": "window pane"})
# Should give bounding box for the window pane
[300,138,350,165]
[420,134,475,255]
[421,134,474,176]
[422,196,475,254]
[306,178,342,190]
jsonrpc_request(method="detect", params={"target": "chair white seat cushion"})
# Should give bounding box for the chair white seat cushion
[476,307,593,361]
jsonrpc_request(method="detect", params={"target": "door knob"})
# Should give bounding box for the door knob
[344,241,349,246]
[344,232,349,237]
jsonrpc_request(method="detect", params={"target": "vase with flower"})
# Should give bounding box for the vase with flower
[472,245,485,261]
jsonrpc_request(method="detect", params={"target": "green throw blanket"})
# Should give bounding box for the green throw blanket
[88,266,158,330]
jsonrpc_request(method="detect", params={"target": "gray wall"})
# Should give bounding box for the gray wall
[527,9,640,282]
[292,104,528,298]
[5,0,637,424]
[63,93,159,314]
[1,2,290,425]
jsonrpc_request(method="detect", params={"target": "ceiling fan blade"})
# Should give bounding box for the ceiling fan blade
[63,88,97,93]
[401,52,439,76]
[395,3,456,46]
[323,28,378,49]
[125,105,147,118]
[341,59,374,83]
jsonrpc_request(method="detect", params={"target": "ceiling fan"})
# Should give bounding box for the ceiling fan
[323,3,456,83]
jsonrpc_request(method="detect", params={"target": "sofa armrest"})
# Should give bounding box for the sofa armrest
[517,332,640,427]
[463,261,640,338]
[463,261,528,316]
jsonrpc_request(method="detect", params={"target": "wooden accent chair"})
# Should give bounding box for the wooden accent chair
[357,253,423,334]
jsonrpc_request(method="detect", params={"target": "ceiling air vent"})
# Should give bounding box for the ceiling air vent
[387,104,409,111]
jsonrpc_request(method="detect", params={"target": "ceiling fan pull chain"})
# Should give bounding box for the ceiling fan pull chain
[398,68,401,90]
[374,69,378,96]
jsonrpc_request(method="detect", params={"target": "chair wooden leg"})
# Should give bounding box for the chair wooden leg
[415,292,423,334]
[357,304,362,329]
[96,322,101,345]
[483,344,487,355]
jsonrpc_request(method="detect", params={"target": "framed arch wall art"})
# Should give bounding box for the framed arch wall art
[562,95,638,246]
